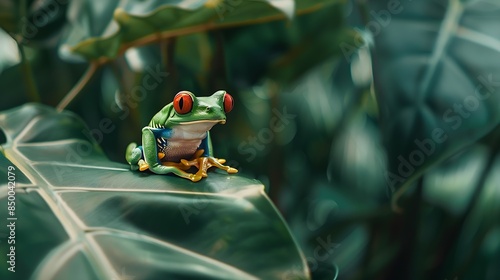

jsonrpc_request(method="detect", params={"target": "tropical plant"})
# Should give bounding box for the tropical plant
[1,0,499,279]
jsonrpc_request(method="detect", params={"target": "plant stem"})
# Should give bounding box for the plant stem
[18,0,27,23]
[18,45,41,102]
[392,177,424,280]
[356,0,371,26]
[364,178,424,280]
[17,0,40,102]
[57,63,99,111]
[359,223,377,279]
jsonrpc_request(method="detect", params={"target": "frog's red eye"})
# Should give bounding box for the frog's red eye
[174,92,193,114]
[223,93,234,113]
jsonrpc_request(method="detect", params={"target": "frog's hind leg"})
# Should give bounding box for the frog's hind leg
[125,142,145,171]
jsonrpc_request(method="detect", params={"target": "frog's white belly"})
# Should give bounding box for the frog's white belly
[159,121,218,162]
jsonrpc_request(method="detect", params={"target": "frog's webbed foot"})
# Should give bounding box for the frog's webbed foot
[138,159,149,171]
[141,149,236,181]
[179,149,238,178]
[161,161,191,171]
[138,152,192,172]
[174,169,203,182]
[159,152,192,171]
[148,163,203,182]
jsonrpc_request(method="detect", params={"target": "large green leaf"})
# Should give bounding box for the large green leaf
[327,114,387,200]
[61,0,342,62]
[0,104,309,279]
[371,0,500,204]
[424,145,500,217]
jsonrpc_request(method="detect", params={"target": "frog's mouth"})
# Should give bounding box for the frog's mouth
[172,119,226,139]
[179,119,226,125]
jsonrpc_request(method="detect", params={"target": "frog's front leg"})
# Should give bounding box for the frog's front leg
[180,153,238,178]
[142,127,202,182]
[179,133,238,177]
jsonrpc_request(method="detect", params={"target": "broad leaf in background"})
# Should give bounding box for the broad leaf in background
[371,0,500,204]
[423,145,500,279]
[327,114,387,200]
[326,43,384,199]
[287,180,375,280]
[425,146,500,216]
[60,0,341,62]
[283,50,387,280]
[0,104,309,279]
[0,28,20,74]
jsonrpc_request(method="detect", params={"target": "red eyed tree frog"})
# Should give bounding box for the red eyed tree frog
[125,90,238,182]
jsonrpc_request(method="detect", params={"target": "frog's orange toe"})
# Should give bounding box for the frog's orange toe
[138,160,149,171]
[227,167,238,174]
[190,173,203,182]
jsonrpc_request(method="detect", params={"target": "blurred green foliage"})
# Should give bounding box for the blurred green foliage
[1,0,500,279]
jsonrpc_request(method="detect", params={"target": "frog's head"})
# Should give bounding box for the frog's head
[165,90,234,126]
